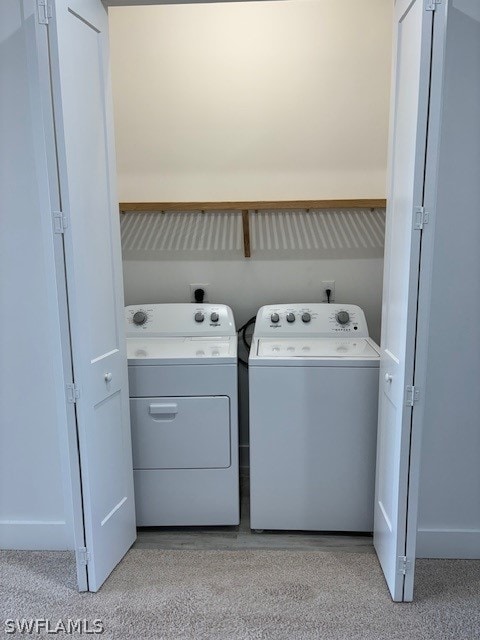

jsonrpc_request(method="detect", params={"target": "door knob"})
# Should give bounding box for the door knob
[104,372,112,382]
[385,373,393,383]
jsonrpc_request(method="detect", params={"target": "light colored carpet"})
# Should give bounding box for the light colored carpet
[1,549,479,639]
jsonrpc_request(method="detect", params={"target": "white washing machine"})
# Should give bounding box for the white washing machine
[249,303,380,532]
[125,303,239,526]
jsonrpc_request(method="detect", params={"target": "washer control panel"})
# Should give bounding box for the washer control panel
[125,303,236,337]
[254,304,369,338]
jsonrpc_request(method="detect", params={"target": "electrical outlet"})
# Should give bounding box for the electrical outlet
[189,283,210,303]
[322,280,335,303]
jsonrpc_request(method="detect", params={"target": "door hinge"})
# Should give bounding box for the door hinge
[76,547,90,566]
[66,383,80,404]
[397,555,412,575]
[413,206,429,230]
[37,0,52,24]
[53,211,68,234]
[426,0,442,11]
[405,385,420,407]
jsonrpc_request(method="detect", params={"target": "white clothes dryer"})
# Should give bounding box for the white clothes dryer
[125,303,239,526]
[249,303,380,532]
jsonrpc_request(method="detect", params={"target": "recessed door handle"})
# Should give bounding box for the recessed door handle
[149,403,178,420]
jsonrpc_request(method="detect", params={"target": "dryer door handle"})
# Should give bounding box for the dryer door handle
[148,403,178,420]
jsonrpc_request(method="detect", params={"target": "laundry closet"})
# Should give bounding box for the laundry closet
[1,0,479,602]
[112,1,390,480]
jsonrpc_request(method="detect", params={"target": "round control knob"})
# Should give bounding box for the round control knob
[271,313,280,324]
[286,313,295,323]
[210,312,219,323]
[336,310,350,325]
[133,311,147,326]
[194,312,205,323]
[301,312,311,323]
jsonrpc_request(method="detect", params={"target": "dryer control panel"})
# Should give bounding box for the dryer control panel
[253,304,369,338]
[125,303,236,337]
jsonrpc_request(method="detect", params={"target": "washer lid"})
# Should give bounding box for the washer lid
[256,337,380,360]
[127,336,237,365]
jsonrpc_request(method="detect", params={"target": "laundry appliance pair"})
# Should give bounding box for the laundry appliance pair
[125,302,380,531]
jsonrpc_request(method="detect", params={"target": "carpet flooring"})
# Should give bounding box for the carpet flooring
[1,549,479,639]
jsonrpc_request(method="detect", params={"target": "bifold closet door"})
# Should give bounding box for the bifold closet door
[48,0,136,591]
[373,0,434,602]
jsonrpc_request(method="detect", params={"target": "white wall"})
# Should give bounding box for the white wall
[0,1,75,550]
[123,257,384,343]
[113,0,391,341]
[111,1,391,471]
[109,0,392,201]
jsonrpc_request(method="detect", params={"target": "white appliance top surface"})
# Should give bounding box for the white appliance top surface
[253,303,370,338]
[125,303,236,337]
[127,336,237,365]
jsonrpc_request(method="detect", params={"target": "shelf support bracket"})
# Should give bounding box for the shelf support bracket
[242,209,251,258]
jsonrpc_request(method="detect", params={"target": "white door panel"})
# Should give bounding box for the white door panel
[49,0,136,592]
[90,351,124,406]
[374,0,433,602]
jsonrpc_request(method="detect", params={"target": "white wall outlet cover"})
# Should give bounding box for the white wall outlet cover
[190,284,210,302]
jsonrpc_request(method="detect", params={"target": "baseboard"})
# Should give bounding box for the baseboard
[416,528,480,559]
[0,521,74,550]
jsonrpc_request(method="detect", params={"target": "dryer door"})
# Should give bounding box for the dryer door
[131,396,231,469]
